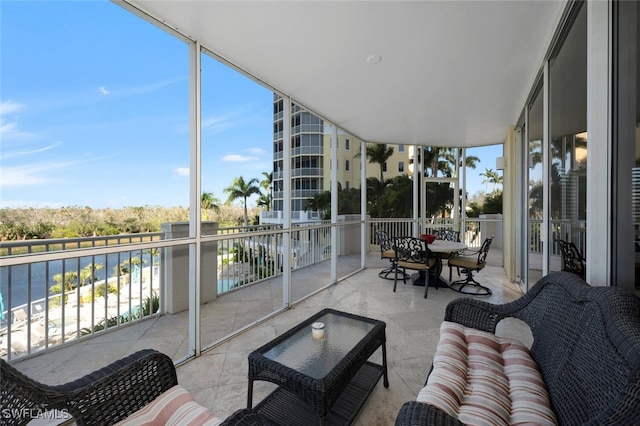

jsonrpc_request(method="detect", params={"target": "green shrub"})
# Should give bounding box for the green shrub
[80,292,159,336]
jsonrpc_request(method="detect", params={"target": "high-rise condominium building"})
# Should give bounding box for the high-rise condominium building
[262,95,411,224]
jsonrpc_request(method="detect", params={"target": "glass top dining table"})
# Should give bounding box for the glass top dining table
[415,238,468,288]
[428,239,467,254]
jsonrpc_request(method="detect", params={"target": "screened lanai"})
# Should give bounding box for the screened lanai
[3,0,639,380]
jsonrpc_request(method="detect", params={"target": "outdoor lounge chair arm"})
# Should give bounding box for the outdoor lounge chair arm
[1,349,178,426]
[443,297,517,333]
[1,358,72,425]
[395,401,465,426]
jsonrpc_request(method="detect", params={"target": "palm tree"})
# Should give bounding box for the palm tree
[201,192,221,220]
[224,176,261,226]
[480,168,503,193]
[256,193,271,210]
[259,172,273,211]
[79,262,104,287]
[423,147,480,177]
[423,147,452,177]
[356,143,395,181]
[201,192,221,211]
[304,191,331,219]
[52,271,79,292]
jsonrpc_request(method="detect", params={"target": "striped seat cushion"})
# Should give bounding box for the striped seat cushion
[417,321,557,426]
[115,385,223,426]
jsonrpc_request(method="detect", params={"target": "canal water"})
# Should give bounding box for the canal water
[0,252,155,309]
[1,252,235,312]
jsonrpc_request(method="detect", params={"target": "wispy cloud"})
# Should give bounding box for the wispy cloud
[119,77,187,97]
[0,161,76,187]
[0,100,24,115]
[0,142,61,160]
[202,113,237,134]
[0,120,34,139]
[99,86,111,96]
[0,101,34,140]
[201,103,260,135]
[174,167,189,177]
[221,146,268,163]
[222,154,259,162]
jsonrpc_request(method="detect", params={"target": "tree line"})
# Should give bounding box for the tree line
[0,204,254,241]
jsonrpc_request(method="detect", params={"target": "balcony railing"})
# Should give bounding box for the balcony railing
[1,233,164,361]
[0,222,337,361]
[292,146,323,156]
[1,217,508,362]
[528,219,587,256]
[291,167,323,177]
[367,216,505,252]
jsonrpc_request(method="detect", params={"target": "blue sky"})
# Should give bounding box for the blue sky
[1,0,273,209]
[1,1,500,209]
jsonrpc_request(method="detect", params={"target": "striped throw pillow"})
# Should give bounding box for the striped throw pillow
[417,321,557,426]
[114,385,223,426]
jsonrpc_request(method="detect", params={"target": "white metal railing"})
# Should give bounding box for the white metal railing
[368,217,504,251]
[2,216,508,361]
[528,219,587,256]
[0,222,334,361]
[1,240,163,361]
[259,210,322,223]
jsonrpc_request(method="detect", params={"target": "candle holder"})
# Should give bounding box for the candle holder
[312,322,325,339]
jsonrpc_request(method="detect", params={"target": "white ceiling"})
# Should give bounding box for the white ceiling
[121,0,565,148]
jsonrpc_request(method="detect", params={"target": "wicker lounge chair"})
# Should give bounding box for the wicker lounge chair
[395,271,640,425]
[1,349,272,426]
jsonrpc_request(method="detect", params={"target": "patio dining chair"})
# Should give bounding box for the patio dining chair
[434,228,463,260]
[447,236,494,295]
[393,236,436,299]
[376,229,408,280]
[435,229,461,242]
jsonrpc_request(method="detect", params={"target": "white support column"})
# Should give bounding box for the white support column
[542,61,550,276]
[461,148,466,241]
[188,41,201,357]
[330,125,338,284]
[523,108,532,289]
[361,140,367,268]
[586,0,611,285]
[282,97,292,304]
[420,146,427,234]
[514,126,524,285]
[413,145,420,236]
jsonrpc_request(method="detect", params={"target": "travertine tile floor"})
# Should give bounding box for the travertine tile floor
[12,252,527,425]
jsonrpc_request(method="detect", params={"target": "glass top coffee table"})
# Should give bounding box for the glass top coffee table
[247,308,389,425]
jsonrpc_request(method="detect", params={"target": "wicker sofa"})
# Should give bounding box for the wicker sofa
[395,271,640,426]
[1,349,268,426]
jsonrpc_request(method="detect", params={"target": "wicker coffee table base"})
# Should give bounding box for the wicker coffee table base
[253,361,384,426]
